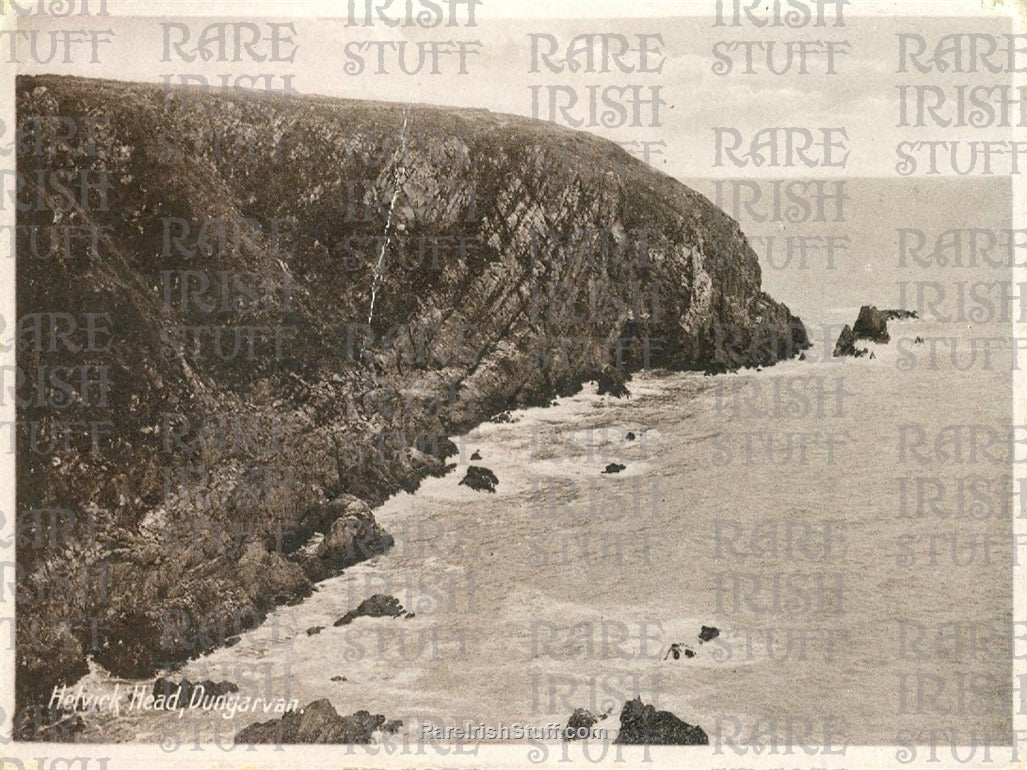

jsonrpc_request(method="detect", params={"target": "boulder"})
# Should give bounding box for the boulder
[234,698,398,744]
[564,707,603,740]
[316,497,394,568]
[594,368,630,398]
[603,463,626,474]
[614,697,708,745]
[334,594,410,626]
[853,305,890,343]
[459,466,499,493]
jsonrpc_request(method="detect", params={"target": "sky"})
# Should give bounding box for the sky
[11,6,1019,179]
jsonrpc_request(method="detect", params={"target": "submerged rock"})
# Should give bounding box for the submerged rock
[853,305,890,343]
[334,594,410,627]
[614,697,708,745]
[625,432,636,441]
[460,466,499,493]
[306,626,324,636]
[603,463,627,475]
[470,450,482,460]
[234,698,398,744]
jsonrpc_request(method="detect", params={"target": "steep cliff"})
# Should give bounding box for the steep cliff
[13,75,807,725]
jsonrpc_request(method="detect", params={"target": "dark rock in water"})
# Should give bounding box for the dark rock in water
[664,643,694,660]
[626,432,636,441]
[882,309,918,321]
[799,352,807,361]
[153,677,239,706]
[614,697,708,745]
[833,325,857,357]
[382,719,403,734]
[491,411,514,424]
[564,707,604,740]
[225,635,241,647]
[603,463,627,475]
[306,626,324,636]
[914,336,924,345]
[334,594,409,627]
[330,676,346,682]
[698,625,720,643]
[853,305,890,343]
[460,465,499,493]
[13,73,808,715]
[470,450,482,460]
[234,698,398,744]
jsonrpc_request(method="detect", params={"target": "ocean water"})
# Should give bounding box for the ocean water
[72,312,1014,748]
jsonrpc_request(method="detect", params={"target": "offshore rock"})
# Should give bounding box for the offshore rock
[334,594,410,626]
[833,325,857,357]
[460,466,499,493]
[614,697,708,745]
[853,305,890,343]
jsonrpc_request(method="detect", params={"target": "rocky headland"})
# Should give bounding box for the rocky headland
[14,74,807,732]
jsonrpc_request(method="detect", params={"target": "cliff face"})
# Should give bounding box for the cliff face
[13,75,807,721]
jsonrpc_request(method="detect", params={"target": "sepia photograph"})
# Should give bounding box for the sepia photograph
[0,1,1024,768]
